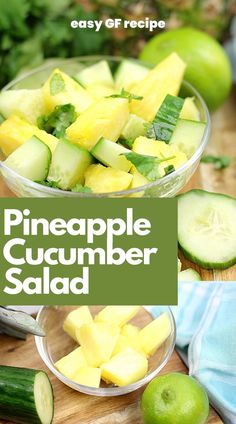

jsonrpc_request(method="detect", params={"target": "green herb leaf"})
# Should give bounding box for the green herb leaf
[37,104,77,138]
[35,180,61,189]
[107,88,143,103]
[118,138,134,149]
[50,72,65,96]
[71,183,92,193]
[164,164,175,175]
[123,152,175,181]
[201,155,233,169]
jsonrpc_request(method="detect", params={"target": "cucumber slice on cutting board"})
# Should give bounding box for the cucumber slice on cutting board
[91,138,131,172]
[4,136,51,181]
[48,138,94,190]
[75,61,114,87]
[170,119,206,159]
[178,190,236,269]
[0,88,46,125]
[0,365,54,424]
[115,60,149,90]
[178,268,201,281]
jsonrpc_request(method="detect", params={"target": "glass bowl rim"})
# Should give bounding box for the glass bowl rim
[0,55,211,197]
[35,305,176,396]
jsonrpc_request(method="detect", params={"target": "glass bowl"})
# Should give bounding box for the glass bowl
[35,305,176,396]
[0,56,211,198]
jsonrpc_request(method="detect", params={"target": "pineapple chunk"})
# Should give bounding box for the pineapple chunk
[43,68,93,114]
[66,97,129,151]
[86,84,115,100]
[180,97,200,121]
[131,53,186,121]
[55,347,87,379]
[139,312,172,357]
[63,306,93,341]
[71,366,101,388]
[101,348,148,386]
[77,322,120,367]
[113,325,145,357]
[129,166,149,196]
[95,306,140,327]
[0,115,58,156]
[84,164,133,193]
[133,136,187,174]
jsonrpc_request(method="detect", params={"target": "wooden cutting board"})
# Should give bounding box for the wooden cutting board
[0,90,235,280]
[0,326,222,424]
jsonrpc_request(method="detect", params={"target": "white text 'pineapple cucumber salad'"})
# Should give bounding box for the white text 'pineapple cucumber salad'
[0,54,207,194]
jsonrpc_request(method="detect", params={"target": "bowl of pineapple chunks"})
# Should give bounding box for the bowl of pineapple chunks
[35,305,176,396]
[0,56,210,198]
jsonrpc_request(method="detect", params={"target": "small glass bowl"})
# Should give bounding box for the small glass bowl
[0,56,211,198]
[35,305,176,396]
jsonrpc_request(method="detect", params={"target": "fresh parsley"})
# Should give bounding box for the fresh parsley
[123,152,175,181]
[50,72,65,96]
[35,180,61,189]
[37,104,77,138]
[107,88,143,103]
[201,155,233,169]
[164,164,175,175]
[71,183,92,193]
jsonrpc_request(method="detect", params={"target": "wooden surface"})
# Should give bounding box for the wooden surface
[0,316,222,424]
[0,91,235,280]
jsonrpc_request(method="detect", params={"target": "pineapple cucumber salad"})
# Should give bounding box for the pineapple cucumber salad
[55,306,171,388]
[0,53,207,194]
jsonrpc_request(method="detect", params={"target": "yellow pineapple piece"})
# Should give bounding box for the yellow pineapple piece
[101,348,148,387]
[63,306,93,341]
[0,115,58,157]
[55,347,87,379]
[86,84,115,100]
[71,366,101,388]
[113,325,145,357]
[139,312,172,357]
[84,164,133,193]
[133,136,187,175]
[180,97,200,121]
[43,68,93,114]
[66,97,129,151]
[131,53,186,121]
[77,322,120,367]
[129,166,149,196]
[95,306,140,327]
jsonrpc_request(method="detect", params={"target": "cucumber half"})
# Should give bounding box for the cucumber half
[4,136,51,181]
[0,365,54,424]
[114,60,149,91]
[75,60,114,87]
[178,190,236,269]
[91,138,131,172]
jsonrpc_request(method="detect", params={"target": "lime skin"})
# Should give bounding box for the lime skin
[141,372,209,424]
[140,27,232,111]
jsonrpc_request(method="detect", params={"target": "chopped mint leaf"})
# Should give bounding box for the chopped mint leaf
[35,180,61,189]
[118,138,134,149]
[50,72,65,96]
[37,104,77,138]
[201,155,233,169]
[123,152,175,181]
[71,183,92,193]
[164,164,175,175]
[107,88,143,103]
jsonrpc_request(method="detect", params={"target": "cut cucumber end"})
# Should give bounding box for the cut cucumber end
[34,372,54,424]
[178,190,236,269]
[91,138,131,172]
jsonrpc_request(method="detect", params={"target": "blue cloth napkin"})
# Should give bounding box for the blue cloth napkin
[150,282,236,424]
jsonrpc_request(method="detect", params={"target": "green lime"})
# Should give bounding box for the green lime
[141,372,209,424]
[140,27,232,111]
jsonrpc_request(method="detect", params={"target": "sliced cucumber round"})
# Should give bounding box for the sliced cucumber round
[178,190,236,269]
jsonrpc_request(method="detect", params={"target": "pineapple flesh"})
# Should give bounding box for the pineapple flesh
[139,312,172,357]
[180,97,200,121]
[84,164,133,193]
[72,366,101,388]
[55,346,87,379]
[63,306,93,341]
[95,306,140,327]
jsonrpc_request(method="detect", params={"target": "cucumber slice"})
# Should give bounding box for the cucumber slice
[170,119,206,159]
[0,89,46,125]
[4,136,51,181]
[115,60,149,91]
[121,114,147,141]
[147,94,184,143]
[0,365,54,424]
[75,61,114,87]
[91,138,131,172]
[178,190,236,269]
[178,268,202,281]
[48,138,94,190]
